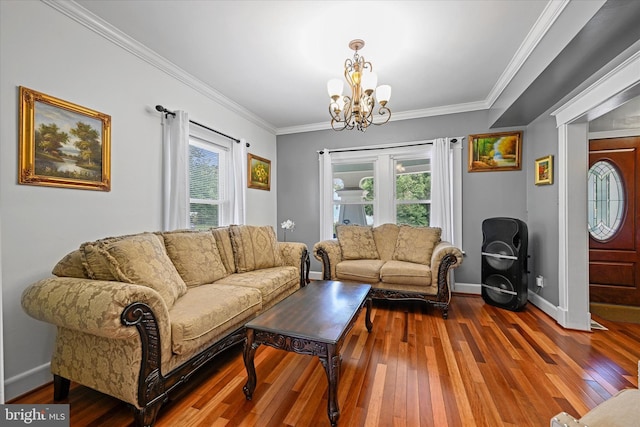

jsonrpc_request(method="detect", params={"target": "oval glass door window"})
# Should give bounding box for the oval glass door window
[588,160,625,241]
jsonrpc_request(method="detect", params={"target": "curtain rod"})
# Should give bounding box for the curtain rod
[155,105,249,147]
[317,137,463,154]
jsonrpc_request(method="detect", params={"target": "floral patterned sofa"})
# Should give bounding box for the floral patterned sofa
[21,225,309,427]
[314,224,463,318]
[550,361,640,427]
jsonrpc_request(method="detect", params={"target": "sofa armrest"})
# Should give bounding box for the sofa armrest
[550,412,587,427]
[430,241,464,300]
[21,277,171,341]
[313,240,342,280]
[278,242,309,285]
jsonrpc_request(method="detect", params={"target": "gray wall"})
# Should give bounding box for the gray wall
[524,115,561,306]
[276,110,528,285]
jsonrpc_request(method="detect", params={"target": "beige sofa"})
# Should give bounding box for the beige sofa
[314,224,463,318]
[550,361,640,427]
[21,225,309,427]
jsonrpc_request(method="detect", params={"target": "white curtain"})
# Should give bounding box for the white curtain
[162,111,189,231]
[230,138,247,225]
[431,137,454,243]
[319,149,334,240]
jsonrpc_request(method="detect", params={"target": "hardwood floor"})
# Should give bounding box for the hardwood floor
[10,294,640,426]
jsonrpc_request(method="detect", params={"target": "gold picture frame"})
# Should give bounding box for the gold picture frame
[535,155,553,185]
[468,131,523,172]
[247,153,271,191]
[19,86,111,191]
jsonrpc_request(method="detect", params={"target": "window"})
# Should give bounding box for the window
[320,140,462,247]
[188,130,230,229]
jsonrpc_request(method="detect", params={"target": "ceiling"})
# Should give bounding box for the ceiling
[70,0,638,134]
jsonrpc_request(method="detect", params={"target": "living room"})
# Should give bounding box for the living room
[1,1,640,425]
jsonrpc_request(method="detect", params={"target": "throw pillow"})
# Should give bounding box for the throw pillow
[336,225,380,260]
[211,227,236,273]
[392,225,441,265]
[52,249,87,278]
[80,242,118,281]
[229,225,282,273]
[162,230,228,287]
[95,232,188,308]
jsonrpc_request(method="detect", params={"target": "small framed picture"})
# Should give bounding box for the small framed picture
[247,153,271,191]
[468,131,523,172]
[535,155,553,185]
[19,86,111,191]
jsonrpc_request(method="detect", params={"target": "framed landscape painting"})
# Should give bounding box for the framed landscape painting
[468,131,522,172]
[19,86,111,191]
[535,155,553,185]
[248,153,271,191]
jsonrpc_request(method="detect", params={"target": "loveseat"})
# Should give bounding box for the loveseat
[550,361,640,427]
[21,225,309,427]
[314,224,463,318]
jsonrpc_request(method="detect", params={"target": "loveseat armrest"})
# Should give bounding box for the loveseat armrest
[21,277,171,342]
[278,242,310,285]
[430,241,464,300]
[550,412,587,427]
[313,240,343,280]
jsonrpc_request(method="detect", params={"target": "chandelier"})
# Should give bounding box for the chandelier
[327,39,392,132]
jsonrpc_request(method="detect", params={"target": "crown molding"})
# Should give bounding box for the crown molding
[42,0,277,134]
[276,100,489,135]
[485,0,570,107]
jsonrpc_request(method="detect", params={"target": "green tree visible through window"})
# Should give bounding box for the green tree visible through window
[189,144,220,229]
[361,172,431,226]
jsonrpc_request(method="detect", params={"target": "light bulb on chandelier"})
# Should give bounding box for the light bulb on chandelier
[327,39,392,131]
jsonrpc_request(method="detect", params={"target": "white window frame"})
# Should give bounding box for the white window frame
[188,126,232,227]
[320,140,463,248]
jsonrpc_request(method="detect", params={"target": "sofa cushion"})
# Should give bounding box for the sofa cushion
[336,225,380,260]
[90,233,188,308]
[336,259,385,283]
[52,249,87,278]
[380,260,432,286]
[373,223,400,261]
[211,227,236,273]
[215,266,299,307]
[229,225,282,273]
[169,283,262,355]
[162,230,228,287]
[393,225,441,265]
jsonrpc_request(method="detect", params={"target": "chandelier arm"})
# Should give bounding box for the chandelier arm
[372,105,392,126]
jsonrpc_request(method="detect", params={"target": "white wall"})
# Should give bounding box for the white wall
[0,1,277,399]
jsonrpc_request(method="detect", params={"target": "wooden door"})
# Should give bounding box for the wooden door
[588,137,640,307]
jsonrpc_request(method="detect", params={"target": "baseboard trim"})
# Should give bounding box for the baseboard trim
[4,362,51,401]
[309,271,323,281]
[527,290,559,321]
[453,282,481,295]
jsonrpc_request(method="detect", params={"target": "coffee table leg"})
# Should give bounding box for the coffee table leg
[365,297,373,332]
[320,344,340,426]
[243,328,257,400]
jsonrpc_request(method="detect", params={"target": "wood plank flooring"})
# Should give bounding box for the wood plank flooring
[10,295,640,426]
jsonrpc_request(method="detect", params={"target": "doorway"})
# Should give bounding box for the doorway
[588,136,640,322]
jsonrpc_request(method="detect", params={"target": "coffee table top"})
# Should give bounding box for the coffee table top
[245,280,371,344]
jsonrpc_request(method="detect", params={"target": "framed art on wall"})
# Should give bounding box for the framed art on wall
[19,86,111,191]
[535,155,553,185]
[247,153,271,191]
[468,131,522,172]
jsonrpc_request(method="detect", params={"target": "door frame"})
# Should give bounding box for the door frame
[552,50,640,331]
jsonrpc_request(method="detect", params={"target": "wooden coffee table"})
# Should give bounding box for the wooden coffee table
[242,280,373,426]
